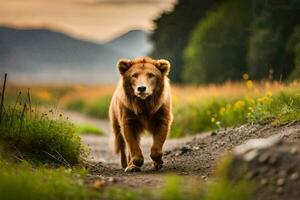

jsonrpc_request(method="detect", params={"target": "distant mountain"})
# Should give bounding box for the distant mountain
[0,26,152,84]
[105,29,152,58]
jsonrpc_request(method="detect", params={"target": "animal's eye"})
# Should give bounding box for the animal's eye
[132,73,138,78]
[147,73,155,78]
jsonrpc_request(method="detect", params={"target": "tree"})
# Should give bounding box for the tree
[247,0,300,80]
[182,0,252,84]
[287,27,300,80]
[150,0,222,83]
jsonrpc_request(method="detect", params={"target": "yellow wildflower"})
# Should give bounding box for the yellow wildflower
[243,73,249,80]
[234,100,245,110]
[266,91,273,97]
[246,80,253,89]
[219,107,226,116]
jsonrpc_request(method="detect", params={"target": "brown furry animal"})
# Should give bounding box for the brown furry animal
[109,57,172,172]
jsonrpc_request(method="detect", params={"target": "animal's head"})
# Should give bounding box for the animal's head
[117,57,170,100]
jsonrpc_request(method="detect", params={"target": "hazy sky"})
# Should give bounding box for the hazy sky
[0,0,176,42]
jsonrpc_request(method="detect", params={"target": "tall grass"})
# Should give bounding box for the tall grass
[0,75,85,165]
[5,79,300,138]
[171,88,300,137]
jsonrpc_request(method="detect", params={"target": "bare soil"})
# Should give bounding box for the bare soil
[80,119,300,190]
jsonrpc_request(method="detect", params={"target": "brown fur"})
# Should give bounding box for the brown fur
[109,57,172,171]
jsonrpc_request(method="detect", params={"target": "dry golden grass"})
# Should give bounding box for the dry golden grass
[172,80,300,103]
[6,80,300,108]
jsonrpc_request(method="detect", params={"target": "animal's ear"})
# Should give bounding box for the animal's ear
[117,59,132,75]
[156,59,171,76]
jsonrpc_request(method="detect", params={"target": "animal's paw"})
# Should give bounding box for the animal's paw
[124,164,141,172]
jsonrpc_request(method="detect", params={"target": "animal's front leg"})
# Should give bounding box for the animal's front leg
[122,122,144,172]
[149,123,168,170]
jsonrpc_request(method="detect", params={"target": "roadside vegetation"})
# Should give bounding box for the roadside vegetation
[171,79,300,137]
[5,78,300,138]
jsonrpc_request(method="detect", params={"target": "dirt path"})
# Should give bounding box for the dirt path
[79,118,300,188]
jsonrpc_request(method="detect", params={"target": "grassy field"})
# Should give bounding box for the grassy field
[5,77,300,137]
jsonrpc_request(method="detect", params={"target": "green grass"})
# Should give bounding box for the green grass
[65,95,111,119]
[170,89,300,137]
[0,160,97,200]
[0,105,85,165]
[65,98,86,111]
[85,95,111,119]
[76,124,105,135]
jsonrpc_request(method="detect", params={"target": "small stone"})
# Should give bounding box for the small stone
[276,187,283,194]
[243,150,258,162]
[107,177,117,183]
[290,173,299,181]
[193,146,200,150]
[290,146,298,155]
[276,178,285,186]
[260,178,268,186]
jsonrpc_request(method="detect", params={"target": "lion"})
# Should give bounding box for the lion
[109,57,172,172]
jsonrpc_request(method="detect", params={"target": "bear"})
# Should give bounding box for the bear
[109,57,173,172]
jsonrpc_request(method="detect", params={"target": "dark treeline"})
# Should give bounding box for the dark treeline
[150,0,300,84]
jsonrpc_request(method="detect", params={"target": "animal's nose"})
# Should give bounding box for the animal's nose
[137,86,147,93]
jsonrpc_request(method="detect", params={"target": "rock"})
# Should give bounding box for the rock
[243,150,259,162]
[107,177,117,183]
[290,173,299,181]
[260,178,268,186]
[193,146,200,150]
[290,146,298,155]
[234,135,281,156]
[276,178,285,186]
